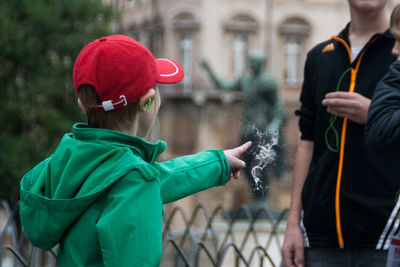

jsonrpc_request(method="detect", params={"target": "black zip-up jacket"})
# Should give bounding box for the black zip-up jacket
[297,25,397,249]
[366,61,400,152]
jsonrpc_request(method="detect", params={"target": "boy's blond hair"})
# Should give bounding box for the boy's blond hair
[79,85,139,131]
[391,4,400,28]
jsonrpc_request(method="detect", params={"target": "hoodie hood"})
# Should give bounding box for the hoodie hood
[20,123,166,250]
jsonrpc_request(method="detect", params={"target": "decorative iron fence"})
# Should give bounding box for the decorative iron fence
[0,201,288,267]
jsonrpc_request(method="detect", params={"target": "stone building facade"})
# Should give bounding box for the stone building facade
[104,0,399,213]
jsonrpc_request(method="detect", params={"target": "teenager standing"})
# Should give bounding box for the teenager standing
[282,1,397,266]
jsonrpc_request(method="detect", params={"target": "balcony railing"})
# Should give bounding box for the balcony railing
[0,200,287,267]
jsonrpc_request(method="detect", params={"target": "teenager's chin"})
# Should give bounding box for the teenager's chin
[350,0,387,12]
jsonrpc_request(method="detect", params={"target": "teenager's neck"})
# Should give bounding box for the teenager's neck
[348,8,388,47]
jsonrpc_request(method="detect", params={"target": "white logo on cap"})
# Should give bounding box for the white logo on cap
[159,58,179,77]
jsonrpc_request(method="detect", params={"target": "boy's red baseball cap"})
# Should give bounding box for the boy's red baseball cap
[73,35,184,111]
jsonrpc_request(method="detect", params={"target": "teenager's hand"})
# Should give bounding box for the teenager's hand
[282,223,305,267]
[322,92,371,124]
[223,141,252,180]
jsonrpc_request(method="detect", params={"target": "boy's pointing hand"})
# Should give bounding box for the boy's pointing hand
[223,141,252,180]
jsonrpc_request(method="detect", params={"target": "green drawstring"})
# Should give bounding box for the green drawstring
[324,67,352,152]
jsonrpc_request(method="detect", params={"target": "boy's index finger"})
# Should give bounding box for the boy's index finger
[237,141,252,155]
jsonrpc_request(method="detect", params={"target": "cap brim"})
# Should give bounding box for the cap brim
[156,58,185,84]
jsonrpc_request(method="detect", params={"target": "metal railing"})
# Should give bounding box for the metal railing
[0,201,288,267]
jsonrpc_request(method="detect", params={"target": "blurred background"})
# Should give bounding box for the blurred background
[2,0,400,266]
[108,0,399,215]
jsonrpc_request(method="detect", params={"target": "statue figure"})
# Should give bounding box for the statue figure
[202,51,286,202]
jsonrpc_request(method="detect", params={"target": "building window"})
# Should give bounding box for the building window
[112,0,125,11]
[127,23,140,41]
[179,33,193,90]
[225,15,258,78]
[233,34,248,77]
[127,0,136,8]
[173,12,200,92]
[284,37,302,85]
[141,16,164,58]
[279,17,311,86]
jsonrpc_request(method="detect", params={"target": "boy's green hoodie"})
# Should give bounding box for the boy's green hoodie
[20,123,230,266]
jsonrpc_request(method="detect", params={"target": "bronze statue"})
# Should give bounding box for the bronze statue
[202,51,286,202]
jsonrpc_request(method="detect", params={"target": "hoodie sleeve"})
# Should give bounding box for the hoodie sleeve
[365,61,400,151]
[96,172,163,267]
[154,149,230,204]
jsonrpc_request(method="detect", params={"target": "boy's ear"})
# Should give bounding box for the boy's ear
[77,98,87,113]
[139,89,155,111]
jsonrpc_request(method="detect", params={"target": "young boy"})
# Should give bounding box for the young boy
[19,34,251,266]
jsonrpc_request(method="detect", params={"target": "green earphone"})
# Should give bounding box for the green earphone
[145,98,152,111]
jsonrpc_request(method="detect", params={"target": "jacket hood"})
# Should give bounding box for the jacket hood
[19,123,166,250]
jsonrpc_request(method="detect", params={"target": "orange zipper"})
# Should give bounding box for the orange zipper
[330,36,368,248]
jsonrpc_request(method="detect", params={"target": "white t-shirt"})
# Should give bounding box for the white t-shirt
[351,46,363,59]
